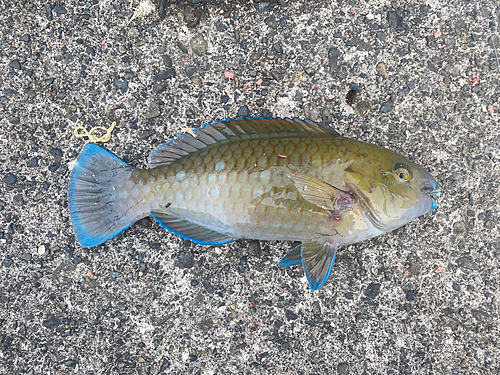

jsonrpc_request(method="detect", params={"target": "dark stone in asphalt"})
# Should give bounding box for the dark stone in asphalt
[42,314,60,329]
[9,59,21,70]
[237,105,250,118]
[338,363,349,374]
[3,173,17,185]
[379,101,392,113]
[54,6,67,15]
[3,89,17,97]
[113,77,128,94]
[154,69,176,82]
[202,279,213,293]
[406,290,416,301]
[175,253,194,269]
[365,283,381,299]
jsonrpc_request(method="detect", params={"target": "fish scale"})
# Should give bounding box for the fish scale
[68,118,439,290]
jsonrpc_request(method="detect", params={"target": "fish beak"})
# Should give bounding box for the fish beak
[430,186,440,210]
[430,187,441,196]
[431,199,437,210]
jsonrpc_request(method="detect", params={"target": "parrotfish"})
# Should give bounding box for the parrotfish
[68,118,440,290]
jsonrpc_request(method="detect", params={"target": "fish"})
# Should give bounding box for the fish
[68,118,440,290]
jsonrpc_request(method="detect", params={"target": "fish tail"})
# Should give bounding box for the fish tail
[68,144,143,247]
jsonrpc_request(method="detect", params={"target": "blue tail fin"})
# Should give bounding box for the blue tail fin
[68,144,138,247]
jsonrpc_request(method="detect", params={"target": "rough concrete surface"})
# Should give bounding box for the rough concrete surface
[0,0,499,374]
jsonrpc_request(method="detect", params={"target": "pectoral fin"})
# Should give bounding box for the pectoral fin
[301,242,338,290]
[280,241,338,290]
[288,173,351,210]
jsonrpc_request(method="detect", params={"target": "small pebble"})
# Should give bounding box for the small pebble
[113,77,128,94]
[338,363,349,374]
[42,314,60,329]
[237,105,250,118]
[38,245,46,255]
[285,310,298,320]
[145,102,160,119]
[376,62,389,78]
[379,101,392,113]
[304,67,316,76]
[3,173,18,185]
[356,101,371,116]
[54,6,67,15]
[365,283,381,299]
[2,89,17,98]
[406,290,416,301]
[20,253,32,262]
[190,34,208,56]
[185,65,197,78]
[162,55,172,68]
[202,279,213,293]
[8,117,20,125]
[9,59,21,70]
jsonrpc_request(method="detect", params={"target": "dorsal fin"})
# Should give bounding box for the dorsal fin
[147,117,342,168]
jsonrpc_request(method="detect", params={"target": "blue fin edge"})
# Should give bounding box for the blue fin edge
[150,211,235,246]
[307,247,338,291]
[69,144,133,248]
[278,245,302,266]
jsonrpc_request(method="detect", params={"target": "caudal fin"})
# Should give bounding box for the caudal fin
[68,144,139,247]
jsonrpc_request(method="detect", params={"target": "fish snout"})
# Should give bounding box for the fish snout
[421,184,440,210]
[421,179,440,196]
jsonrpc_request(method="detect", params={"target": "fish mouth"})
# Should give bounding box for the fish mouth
[430,187,441,196]
[426,186,441,210]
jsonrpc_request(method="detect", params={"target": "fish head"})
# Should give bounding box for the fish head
[345,145,440,231]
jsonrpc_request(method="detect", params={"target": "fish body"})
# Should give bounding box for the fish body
[68,118,440,290]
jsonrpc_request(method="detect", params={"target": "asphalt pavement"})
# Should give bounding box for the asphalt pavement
[0,0,499,374]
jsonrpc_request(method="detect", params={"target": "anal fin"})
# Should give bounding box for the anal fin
[151,209,234,245]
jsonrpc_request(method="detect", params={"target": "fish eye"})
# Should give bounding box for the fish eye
[394,163,412,181]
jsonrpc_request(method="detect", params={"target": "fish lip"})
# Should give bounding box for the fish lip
[422,185,441,196]
[431,198,437,210]
[429,186,440,210]
[430,187,441,196]
[422,186,440,210]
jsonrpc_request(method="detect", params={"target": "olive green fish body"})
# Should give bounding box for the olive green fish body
[68,118,440,290]
[132,136,375,244]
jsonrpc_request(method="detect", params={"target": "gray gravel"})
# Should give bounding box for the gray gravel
[1,0,500,374]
